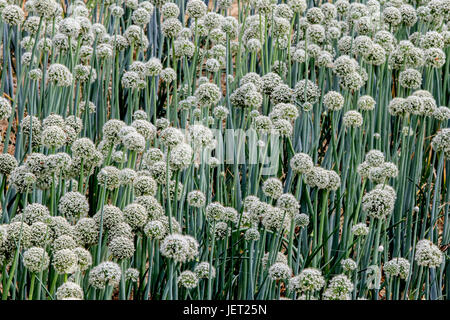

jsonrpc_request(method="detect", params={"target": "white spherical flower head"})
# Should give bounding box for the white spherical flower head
[146,57,163,76]
[342,71,365,91]
[135,195,164,220]
[289,268,325,293]
[73,247,92,271]
[294,213,310,228]
[174,38,195,58]
[58,191,89,220]
[0,97,12,120]
[382,6,402,26]
[262,178,283,199]
[186,0,207,19]
[294,79,320,105]
[357,95,376,111]
[125,268,140,282]
[33,0,58,18]
[97,166,121,190]
[144,220,166,240]
[23,203,50,225]
[161,2,180,19]
[326,170,341,191]
[169,143,193,171]
[305,167,329,189]
[205,202,226,221]
[415,239,444,268]
[48,64,73,87]
[399,68,422,89]
[160,68,177,83]
[109,236,135,260]
[306,7,324,23]
[343,110,363,127]
[341,258,357,272]
[253,115,272,133]
[245,228,261,241]
[323,274,354,300]
[362,188,396,219]
[59,17,81,38]
[432,128,450,158]
[161,18,182,38]
[365,149,385,167]
[0,153,18,175]
[178,270,199,289]
[159,127,185,147]
[187,190,206,208]
[268,262,292,280]
[132,119,156,140]
[384,257,410,279]
[89,261,122,289]
[195,82,222,107]
[121,71,145,89]
[288,0,307,13]
[195,262,216,279]
[23,247,50,273]
[2,5,25,25]
[123,203,148,229]
[184,235,200,261]
[52,235,77,252]
[56,281,84,300]
[188,124,214,149]
[94,205,123,230]
[123,132,146,152]
[323,91,345,111]
[273,119,293,136]
[133,175,157,197]
[351,223,369,236]
[52,249,78,274]
[424,48,446,68]
[160,234,190,263]
[143,148,164,166]
[433,107,450,122]
[290,153,313,174]
[205,58,221,73]
[276,193,300,218]
[132,7,151,25]
[261,206,287,231]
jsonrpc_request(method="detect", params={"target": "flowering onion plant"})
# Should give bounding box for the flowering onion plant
[0,0,449,300]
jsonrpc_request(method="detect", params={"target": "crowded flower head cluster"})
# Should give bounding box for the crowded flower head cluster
[0,0,448,301]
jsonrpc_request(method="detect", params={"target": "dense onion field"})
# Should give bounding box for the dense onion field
[0,0,449,301]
